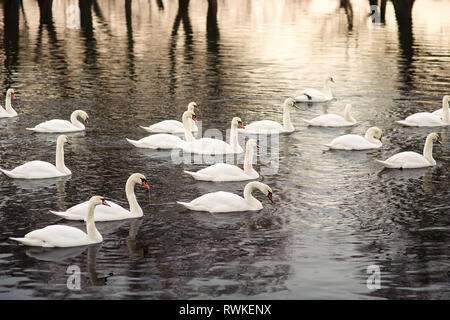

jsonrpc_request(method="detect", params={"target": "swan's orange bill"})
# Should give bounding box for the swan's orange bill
[11,93,15,100]
[267,192,274,203]
[192,115,198,122]
[142,180,150,190]
[102,200,111,207]
[66,139,71,145]
[437,138,442,144]
[238,121,245,129]
[85,118,89,124]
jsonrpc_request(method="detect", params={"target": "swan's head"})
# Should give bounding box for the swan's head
[89,195,110,207]
[443,95,450,104]
[6,89,15,100]
[368,127,383,141]
[428,132,442,144]
[188,102,199,113]
[73,110,89,124]
[57,135,71,145]
[233,117,245,129]
[130,173,150,190]
[261,184,274,204]
[326,76,335,84]
[183,110,197,122]
[285,97,299,109]
[247,138,259,149]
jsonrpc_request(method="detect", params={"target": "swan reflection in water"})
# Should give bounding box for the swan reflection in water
[26,243,113,287]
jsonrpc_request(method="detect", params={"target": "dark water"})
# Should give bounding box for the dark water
[0,0,449,299]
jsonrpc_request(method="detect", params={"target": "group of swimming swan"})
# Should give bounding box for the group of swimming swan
[1,85,448,247]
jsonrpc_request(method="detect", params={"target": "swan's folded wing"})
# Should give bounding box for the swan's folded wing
[243,120,284,133]
[186,163,246,181]
[7,161,61,179]
[328,134,372,150]
[21,225,87,247]
[304,114,349,127]
[127,134,185,149]
[27,119,77,132]
[52,200,129,221]
[188,191,246,212]
[378,151,430,168]
[398,112,444,127]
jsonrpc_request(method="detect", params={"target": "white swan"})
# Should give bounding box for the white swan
[325,127,383,150]
[9,196,108,247]
[431,95,450,119]
[183,115,245,154]
[50,173,150,221]
[126,110,196,149]
[397,96,449,127]
[303,104,357,127]
[140,102,199,134]
[239,98,299,134]
[0,135,72,179]
[177,181,274,213]
[0,89,17,118]
[184,139,259,181]
[26,110,89,133]
[376,132,441,169]
[295,76,335,102]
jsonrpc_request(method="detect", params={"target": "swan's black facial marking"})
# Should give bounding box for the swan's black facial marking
[267,191,274,203]
[101,198,111,207]
[140,178,150,190]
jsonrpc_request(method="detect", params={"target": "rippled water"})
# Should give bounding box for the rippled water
[0,0,449,299]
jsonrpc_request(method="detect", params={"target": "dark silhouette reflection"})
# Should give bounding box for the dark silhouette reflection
[125,0,136,82]
[392,0,415,88]
[169,0,193,96]
[339,0,353,31]
[206,0,221,99]
[36,0,71,96]
[88,244,113,286]
[3,0,20,82]
[156,0,164,11]
[79,0,99,67]
[368,0,386,24]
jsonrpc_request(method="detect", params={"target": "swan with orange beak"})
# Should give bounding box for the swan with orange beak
[50,173,151,221]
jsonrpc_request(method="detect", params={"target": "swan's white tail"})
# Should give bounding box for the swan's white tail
[139,125,152,132]
[395,120,410,126]
[177,201,194,210]
[49,210,83,221]
[126,138,140,147]
[0,168,15,178]
[9,237,43,246]
[375,159,399,168]
[301,119,314,125]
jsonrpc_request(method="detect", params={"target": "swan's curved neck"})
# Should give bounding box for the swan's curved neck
[183,115,195,142]
[323,80,333,99]
[423,136,436,165]
[442,96,449,123]
[243,144,255,175]
[243,182,262,206]
[230,121,240,152]
[86,202,102,243]
[125,178,143,216]
[70,111,85,129]
[282,103,294,131]
[344,106,355,123]
[5,94,16,115]
[365,130,381,146]
[55,140,70,174]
